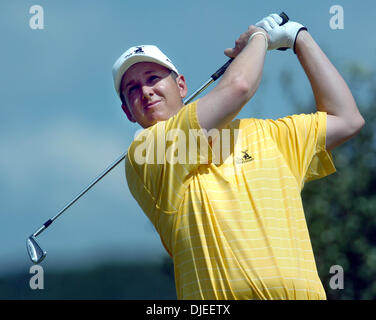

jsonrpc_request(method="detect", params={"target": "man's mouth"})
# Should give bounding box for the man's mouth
[144,100,161,111]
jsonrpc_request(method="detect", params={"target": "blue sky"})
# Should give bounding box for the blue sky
[1,0,375,275]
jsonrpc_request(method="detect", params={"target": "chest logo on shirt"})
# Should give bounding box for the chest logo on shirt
[236,149,254,164]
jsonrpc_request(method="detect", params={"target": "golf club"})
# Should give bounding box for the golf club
[27,12,289,264]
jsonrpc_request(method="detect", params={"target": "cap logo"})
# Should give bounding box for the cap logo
[123,46,145,61]
[134,46,144,54]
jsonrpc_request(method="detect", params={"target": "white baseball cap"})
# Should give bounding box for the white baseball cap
[112,45,179,98]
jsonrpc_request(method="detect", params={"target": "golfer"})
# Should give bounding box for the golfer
[112,14,364,299]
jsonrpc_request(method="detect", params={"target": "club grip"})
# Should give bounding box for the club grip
[277,12,290,50]
[43,219,53,228]
[211,58,234,81]
[279,12,289,26]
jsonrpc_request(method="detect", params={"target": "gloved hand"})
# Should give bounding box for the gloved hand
[255,13,307,53]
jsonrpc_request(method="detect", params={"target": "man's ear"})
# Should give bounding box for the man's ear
[121,104,137,123]
[176,74,188,99]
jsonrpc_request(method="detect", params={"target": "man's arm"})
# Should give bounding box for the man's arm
[295,30,365,150]
[196,26,268,132]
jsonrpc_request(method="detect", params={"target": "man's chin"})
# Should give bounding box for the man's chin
[141,115,165,128]
[148,112,168,123]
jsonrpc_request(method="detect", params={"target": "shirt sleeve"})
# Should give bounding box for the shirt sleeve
[261,111,336,189]
[125,100,211,219]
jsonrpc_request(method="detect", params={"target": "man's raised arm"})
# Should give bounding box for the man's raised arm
[294,30,365,150]
[196,25,269,132]
[195,13,313,134]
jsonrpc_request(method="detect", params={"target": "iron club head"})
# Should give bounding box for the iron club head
[27,236,46,264]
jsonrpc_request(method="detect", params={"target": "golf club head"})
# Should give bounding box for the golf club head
[27,236,46,264]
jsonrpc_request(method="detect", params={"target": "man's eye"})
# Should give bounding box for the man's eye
[148,75,159,83]
[128,86,137,94]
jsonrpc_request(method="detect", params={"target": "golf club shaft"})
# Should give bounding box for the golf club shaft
[183,57,236,104]
[33,152,126,237]
[183,78,213,105]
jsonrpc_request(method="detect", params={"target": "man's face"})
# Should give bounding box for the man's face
[120,62,187,128]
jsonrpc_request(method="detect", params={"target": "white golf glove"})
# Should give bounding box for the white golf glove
[255,13,307,52]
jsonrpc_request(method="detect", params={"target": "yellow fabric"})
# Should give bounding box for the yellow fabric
[125,100,336,300]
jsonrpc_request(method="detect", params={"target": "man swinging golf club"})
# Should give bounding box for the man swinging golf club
[112,13,364,299]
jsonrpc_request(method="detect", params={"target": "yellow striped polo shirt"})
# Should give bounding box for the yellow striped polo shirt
[125,100,336,300]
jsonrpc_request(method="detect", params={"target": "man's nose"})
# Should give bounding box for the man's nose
[141,85,154,100]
